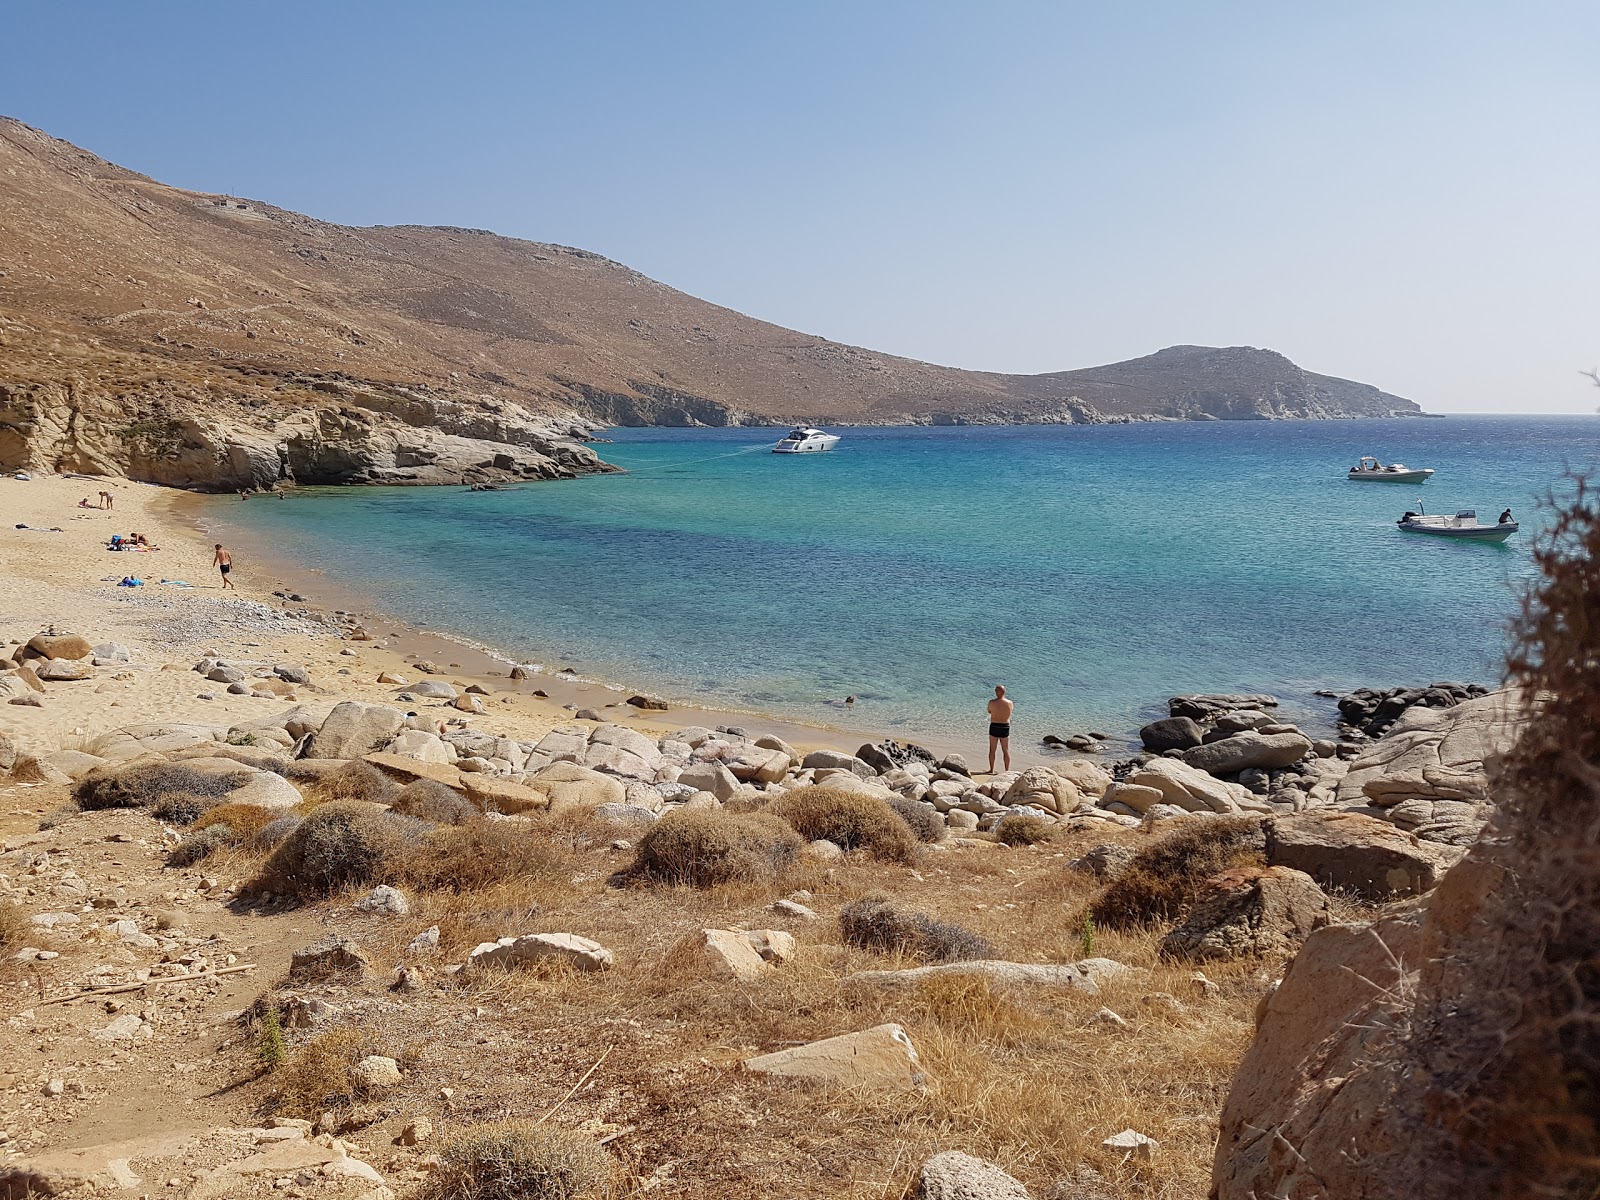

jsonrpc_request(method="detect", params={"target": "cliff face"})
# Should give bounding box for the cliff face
[0,116,1423,477]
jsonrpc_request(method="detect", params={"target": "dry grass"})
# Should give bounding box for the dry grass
[295,760,399,806]
[1090,815,1266,930]
[267,1025,405,1119]
[193,802,278,841]
[626,809,803,888]
[215,808,1278,1198]
[0,898,27,953]
[422,1122,613,1200]
[769,786,920,862]
[390,821,578,898]
[996,813,1057,846]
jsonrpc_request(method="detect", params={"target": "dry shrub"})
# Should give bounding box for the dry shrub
[168,824,234,868]
[256,801,411,900]
[0,898,26,953]
[769,786,919,862]
[269,1026,374,1118]
[74,761,252,811]
[253,813,301,850]
[391,821,574,896]
[840,896,994,962]
[299,760,399,806]
[422,1121,611,1200]
[887,794,946,843]
[1090,814,1265,930]
[1419,476,1600,1192]
[193,802,277,841]
[391,779,480,825]
[628,808,802,887]
[997,813,1056,846]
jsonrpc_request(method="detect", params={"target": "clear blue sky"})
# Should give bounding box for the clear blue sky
[6,1,1599,413]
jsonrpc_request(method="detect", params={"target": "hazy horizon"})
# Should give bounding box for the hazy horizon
[6,1,1598,415]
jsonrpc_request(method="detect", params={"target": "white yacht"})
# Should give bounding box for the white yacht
[1397,508,1518,543]
[1349,456,1435,483]
[772,427,841,454]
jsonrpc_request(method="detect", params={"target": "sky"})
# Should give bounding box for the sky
[5,1,1599,414]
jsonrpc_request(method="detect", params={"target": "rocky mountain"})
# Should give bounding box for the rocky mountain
[0,117,1421,489]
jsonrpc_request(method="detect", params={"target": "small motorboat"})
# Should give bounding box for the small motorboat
[1350,456,1434,483]
[772,426,841,454]
[1397,508,1518,543]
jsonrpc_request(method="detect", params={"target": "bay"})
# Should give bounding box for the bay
[204,415,1599,741]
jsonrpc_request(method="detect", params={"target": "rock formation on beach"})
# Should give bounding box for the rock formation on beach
[0,116,1421,489]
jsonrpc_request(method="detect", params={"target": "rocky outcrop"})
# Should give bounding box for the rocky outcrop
[0,376,617,490]
[1160,866,1331,961]
[1334,690,1524,844]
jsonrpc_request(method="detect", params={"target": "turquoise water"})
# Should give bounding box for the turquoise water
[206,416,1598,741]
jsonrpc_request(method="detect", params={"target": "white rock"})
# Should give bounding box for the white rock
[354,885,409,916]
[467,932,614,973]
[353,1055,402,1089]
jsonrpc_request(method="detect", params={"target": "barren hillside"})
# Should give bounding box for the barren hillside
[0,117,1420,488]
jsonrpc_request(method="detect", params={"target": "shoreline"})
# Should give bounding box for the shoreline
[164,486,1070,770]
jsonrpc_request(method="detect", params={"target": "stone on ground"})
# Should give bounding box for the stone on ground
[467,932,615,972]
[913,1150,1032,1199]
[1161,866,1331,961]
[743,1023,929,1091]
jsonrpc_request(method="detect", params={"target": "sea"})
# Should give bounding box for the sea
[203,415,1600,744]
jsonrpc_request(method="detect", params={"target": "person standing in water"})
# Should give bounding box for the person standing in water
[212,543,235,590]
[986,684,1013,773]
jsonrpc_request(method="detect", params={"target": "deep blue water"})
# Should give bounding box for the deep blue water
[204,416,1599,741]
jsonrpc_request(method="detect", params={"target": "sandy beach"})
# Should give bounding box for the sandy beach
[0,472,992,770]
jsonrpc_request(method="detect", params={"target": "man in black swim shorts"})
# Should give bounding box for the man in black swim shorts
[212,543,235,591]
[987,684,1013,773]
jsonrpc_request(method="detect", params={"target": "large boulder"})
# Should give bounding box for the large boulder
[1182,731,1313,776]
[1003,766,1081,815]
[800,749,875,779]
[581,724,661,779]
[676,761,741,802]
[1211,903,1426,1198]
[743,1024,928,1091]
[87,723,224,762]
[525,761,626,809]
[461,775,550,815]
[1052,757,1112,800]
[1335,690,1522,842]
[224,772,304,811]
[1266,810,1459,900]
[36,658,94,681]
[1141,715,1205,753]
[25,633,93,661]
[304,702,405,759]
[385,729,456,764]
[1127,757,1259,814]
[1160,866,1332,961]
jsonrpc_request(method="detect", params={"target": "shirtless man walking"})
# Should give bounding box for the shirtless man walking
[986,684,1013,773]
[212,543,235,590]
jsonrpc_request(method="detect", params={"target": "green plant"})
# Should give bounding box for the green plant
[226,732,257,746]
[258,1007,286,1072]
[422,1121,611,1200]
[839,895,993,963]
[769,786,919,862]
[628,808,802,887]
[1079,912,1096,958]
